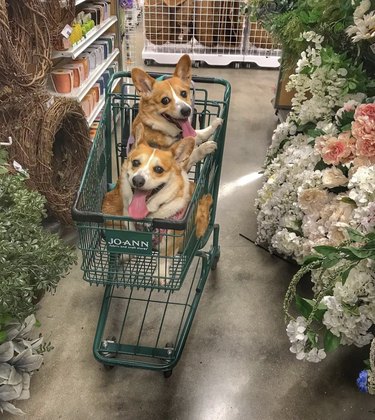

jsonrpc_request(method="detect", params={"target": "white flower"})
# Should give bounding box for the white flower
[305,348,327,363]
[286,317,308,343]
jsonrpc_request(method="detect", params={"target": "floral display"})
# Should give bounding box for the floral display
[255,0,375,379]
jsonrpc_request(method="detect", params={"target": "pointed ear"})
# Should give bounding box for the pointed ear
[131,68,155,96]
[173,54,192,84]
[171,137,195,168]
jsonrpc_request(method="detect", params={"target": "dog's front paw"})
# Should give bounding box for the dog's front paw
[211,117,223,130]
[147,200,160,213]
[200,140,217,155]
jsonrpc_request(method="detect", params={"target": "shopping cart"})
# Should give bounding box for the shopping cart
[72,72,231,376]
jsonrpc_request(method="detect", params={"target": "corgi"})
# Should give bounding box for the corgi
[131,54,223,170]
[102,127,196,284]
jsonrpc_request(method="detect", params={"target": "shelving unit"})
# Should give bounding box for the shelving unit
[49,49,119,101]
[87,77,120,126]
[50,0,122,127]
[52,16,118,60]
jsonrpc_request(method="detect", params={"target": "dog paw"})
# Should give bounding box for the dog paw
[212,117,223,129]
[200,140,217,155]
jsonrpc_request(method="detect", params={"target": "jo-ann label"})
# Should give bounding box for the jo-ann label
[105,229,152,256]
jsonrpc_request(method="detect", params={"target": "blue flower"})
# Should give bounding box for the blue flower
[357,370,369,393]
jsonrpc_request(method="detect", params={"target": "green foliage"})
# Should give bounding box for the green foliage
[250,0,357,67]
[284,228,375,355]
[0,168,76,321]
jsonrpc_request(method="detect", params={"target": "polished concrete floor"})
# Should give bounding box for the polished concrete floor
[6,37,375,420]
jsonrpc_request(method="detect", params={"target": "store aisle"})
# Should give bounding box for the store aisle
[8,41,374,420]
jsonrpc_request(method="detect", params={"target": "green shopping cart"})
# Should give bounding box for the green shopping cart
[72,72,231,377]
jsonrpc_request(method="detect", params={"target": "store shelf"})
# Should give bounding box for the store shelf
[49,48,119,101]
[52,16,117,59]
[75,0,86,5]
[87,77,120,126]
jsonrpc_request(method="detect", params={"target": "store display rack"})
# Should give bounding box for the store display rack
[50,1,122,127]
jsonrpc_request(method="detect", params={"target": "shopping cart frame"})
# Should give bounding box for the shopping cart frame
[72,71,231,375]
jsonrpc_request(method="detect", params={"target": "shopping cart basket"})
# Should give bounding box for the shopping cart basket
[72,72,231,376]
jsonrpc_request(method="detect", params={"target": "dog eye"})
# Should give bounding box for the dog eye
[132,159,141,167]
[180,90,187,98]
[161,97,170,105]
[153,166,164,174]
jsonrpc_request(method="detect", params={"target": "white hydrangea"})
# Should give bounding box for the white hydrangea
[346,0,375,42]
[348,165,375,205]
[321,262,375,347]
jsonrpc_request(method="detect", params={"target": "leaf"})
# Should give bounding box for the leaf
[302,254,323,265]
[346,228,364,243]
[324,330,341,353]
[341,264,356,284]
[307,128,323,138]
[340,196,356,206]
[314,159,330,171]
[313,245,338,256]
[295,294,313,318]
[321,257,340,269]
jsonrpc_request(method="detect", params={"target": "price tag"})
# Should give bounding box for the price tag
[61,24,73,39]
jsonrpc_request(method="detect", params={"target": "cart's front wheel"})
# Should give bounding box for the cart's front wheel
[163,370,173,378]
[144,59,153,66]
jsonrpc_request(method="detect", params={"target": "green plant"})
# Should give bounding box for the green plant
[0,315,48,416]
[0,148,76,322]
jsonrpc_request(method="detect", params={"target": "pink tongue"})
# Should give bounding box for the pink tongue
[128,190,149,219]
[179,119,197,137]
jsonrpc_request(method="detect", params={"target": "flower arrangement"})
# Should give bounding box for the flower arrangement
[255,0,375,382]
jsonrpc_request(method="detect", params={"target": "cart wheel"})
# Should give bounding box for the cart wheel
[245,63,252,69]
[163,370,173,378]
[193,61,200,68]
[211,252,220,270]
[233,62,241,69]
[144,59,153,66]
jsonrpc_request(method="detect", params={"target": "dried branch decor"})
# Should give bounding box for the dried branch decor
[0,0,52,99]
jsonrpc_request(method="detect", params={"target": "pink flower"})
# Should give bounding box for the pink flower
[321,136,353,165]
[352,103,375,157]
[354,103,375,120]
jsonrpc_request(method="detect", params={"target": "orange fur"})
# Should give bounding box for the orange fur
[195,194,213,238]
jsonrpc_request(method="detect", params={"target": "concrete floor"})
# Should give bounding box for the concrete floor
[6,35,375,420]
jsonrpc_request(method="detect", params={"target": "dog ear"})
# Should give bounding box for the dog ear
[131,68,155,96]
[171,137,195,168]
[173,55,192,84]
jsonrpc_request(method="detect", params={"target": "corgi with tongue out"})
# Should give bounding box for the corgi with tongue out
[126,134,194,221]
[131,54,223,171]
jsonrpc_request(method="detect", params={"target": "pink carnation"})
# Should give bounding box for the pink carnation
[317,132,355,166]
[354,103,375,120]
[352,103,375,157]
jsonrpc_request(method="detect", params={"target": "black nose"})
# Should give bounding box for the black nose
[180,107,191,118]
[132,175,145,188]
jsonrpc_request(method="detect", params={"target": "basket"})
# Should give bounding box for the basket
[72,72,231,291]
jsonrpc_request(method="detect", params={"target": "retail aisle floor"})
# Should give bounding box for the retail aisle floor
[8,40,374,420]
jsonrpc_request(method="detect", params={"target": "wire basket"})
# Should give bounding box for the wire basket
[72,72,231,291]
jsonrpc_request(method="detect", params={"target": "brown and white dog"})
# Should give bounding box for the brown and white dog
[131,54,222,170]
[102,128,196,284]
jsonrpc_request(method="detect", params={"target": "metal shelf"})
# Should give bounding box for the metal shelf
[48,48,119,102]
[52,16,117,60]
[87,77,120,126]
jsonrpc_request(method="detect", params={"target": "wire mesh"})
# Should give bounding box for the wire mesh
[96,254,204,368]
[73,74,229,291]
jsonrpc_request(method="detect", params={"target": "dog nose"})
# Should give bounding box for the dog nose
[180,106,191,118]
[132,175,145,188]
